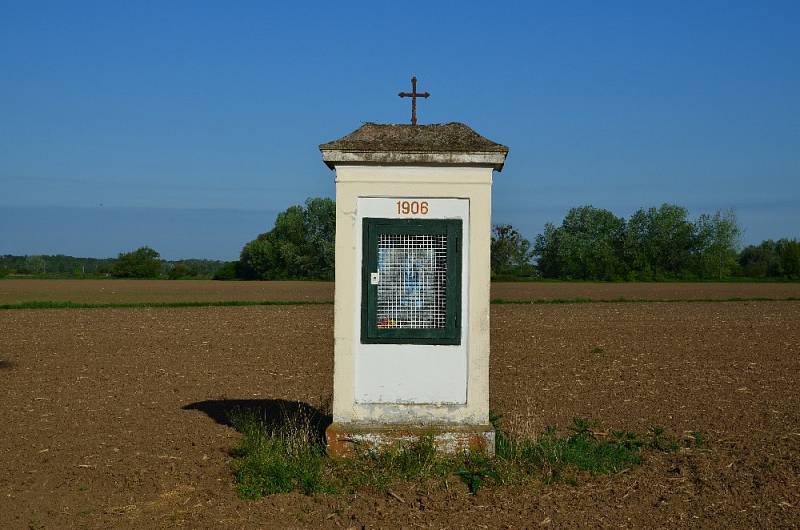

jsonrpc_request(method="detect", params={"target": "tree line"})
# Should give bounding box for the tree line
[220,198,798,282]
[0,251,225,279]
[3,198,796,281]
[526,204,799,280]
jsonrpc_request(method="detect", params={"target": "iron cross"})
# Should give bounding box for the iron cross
[398,76,430,126]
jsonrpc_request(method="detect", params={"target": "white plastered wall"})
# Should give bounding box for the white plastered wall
[355,197,469,405]
[332,165,493,425]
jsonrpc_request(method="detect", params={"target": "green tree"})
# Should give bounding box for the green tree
[533,222,563,278]
[624,204,695,279]
[535,206,626,280]
[694,209,741,279]
[25,255,47,274]
[167,263,194,279]
[739,240,782,277]
[239,238,279,280]
[303,197,336,277]
[491,224,535,277]
[111,247,162,278]
[237,198,335,280]
[776,239,800,279]
[212,261,241,280]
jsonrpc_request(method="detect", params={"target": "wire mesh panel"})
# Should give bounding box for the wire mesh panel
[375,233,448,329]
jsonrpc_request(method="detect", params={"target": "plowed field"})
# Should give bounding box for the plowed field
[1,299,798,528]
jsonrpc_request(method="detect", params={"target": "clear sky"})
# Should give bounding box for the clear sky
[1,1,798,260]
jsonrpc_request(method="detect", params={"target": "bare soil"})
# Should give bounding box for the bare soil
[1,301,799,528]
[0,280,334,304]
[2,279,800,305]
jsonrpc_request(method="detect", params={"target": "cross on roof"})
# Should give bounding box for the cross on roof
[398,76,430,126]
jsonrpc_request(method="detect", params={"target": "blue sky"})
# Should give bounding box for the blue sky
[1,1,798,260]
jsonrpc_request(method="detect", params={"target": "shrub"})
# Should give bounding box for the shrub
[167,263,194,280]
[111,247,161,278]
[212,261,240,281]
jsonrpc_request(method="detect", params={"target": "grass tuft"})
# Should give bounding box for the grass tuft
[690,431,706,449]
[495,419,643,484]
[229,407,328,497]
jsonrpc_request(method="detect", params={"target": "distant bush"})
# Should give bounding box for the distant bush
[213,261,241,281]
[739,238,800,279]
[111,247,162,278]
[0,268,11,278]
[167,263,195,280]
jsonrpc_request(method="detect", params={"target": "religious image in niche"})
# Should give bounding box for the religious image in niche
[376,233,448,330]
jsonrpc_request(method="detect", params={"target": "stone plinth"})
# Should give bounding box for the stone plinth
[326,422,495,458]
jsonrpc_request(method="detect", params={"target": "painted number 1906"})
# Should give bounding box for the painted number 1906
[396,200,429,215]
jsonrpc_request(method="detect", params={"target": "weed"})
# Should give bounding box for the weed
[569,417,595,437]
[648,426,681,452]
[456,451,502,494]
[612,430,644,452]
[590,346,605,354]
[648,426,680,452]
[690,431,706,449]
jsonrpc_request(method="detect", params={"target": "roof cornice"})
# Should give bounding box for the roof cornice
[319,148,508,171]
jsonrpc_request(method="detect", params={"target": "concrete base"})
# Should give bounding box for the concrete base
[326,422,495,458]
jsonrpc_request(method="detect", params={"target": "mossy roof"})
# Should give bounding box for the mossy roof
[319,122,509,153]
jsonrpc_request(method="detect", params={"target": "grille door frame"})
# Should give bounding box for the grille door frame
[361,218,462,345]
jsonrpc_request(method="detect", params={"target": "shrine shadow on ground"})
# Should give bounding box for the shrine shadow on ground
[183,399,332,445]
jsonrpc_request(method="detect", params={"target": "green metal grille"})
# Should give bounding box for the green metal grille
[362,218,461,345]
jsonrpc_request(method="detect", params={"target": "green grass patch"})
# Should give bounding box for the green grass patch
[490,278,800,283]
[1,296,798,311]
[228,410,697,499]
[230,408,329,497]
[490,296,800,305]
